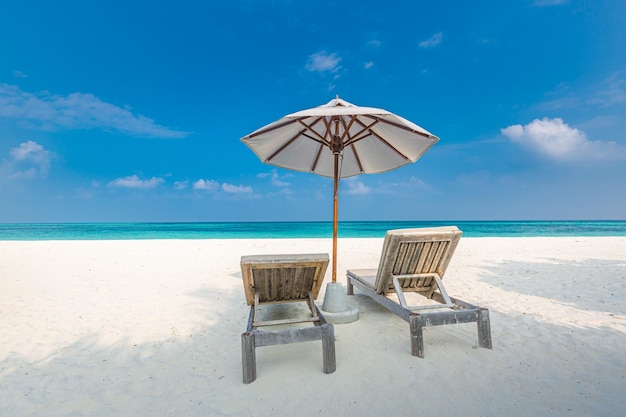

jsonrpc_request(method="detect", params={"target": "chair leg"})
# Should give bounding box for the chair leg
[346,277,354,295]
[242,332,256,384]
[409,314,425,358]
[321,323,336,374]
[477,308,493,350]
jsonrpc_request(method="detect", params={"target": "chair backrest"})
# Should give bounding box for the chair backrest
[240,254,329,306]
[374,227,462,295]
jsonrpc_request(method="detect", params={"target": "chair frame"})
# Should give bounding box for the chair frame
[240,254,336,383]
[346,227,492,358]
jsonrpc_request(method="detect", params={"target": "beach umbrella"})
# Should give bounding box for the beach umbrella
[241,96,439,283]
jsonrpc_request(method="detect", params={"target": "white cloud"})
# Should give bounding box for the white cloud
[590,73,626,107]
[193,179,220,191]
[193,179,253,194]
[258,169,291,187]
[419,32,443,48]
[502,117,626,161]
[221,183,253,194]
[344,179,371,196]
[108,175,164,189]
[364,61,374,70]
[541,74,625,110]
[306,51,341,73]
[174,180,189,190]
[341,176,431,197]
[13,70,27,78]
[1,140,54,180]
[0,84,191,139]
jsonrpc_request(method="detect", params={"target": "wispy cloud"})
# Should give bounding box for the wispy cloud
[258,169,291,188]
[108,175,164,189]
[419,32,443,48]
[0,84,191,139]
[344,179,371,195]
[1,140,55,180]
[342,176,430,197]
[13,70,27,78]
[305,51,341,73]
[540,73,626,110]
[589,73,626,107]
[502,117,626,161]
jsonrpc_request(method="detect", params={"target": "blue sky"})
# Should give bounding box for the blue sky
[1,0,625,222]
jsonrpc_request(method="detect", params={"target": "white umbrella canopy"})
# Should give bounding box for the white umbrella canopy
[242,97,438,178]
[241,97,439,282]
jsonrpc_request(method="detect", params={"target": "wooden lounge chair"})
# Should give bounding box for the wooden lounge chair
[346,226,492,358]
[240,253,336,383]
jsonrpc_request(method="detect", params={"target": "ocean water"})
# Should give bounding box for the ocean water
[0,221,625,240]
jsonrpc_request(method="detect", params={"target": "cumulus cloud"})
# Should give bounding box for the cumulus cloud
[221,183,253,194]
[306,51,341,73]
[1,140,55,180]
[193,179,220,191]
[192,179,254,194]
[502,117,626,161]
[0,84,191,139]
[108,175,164,189]
[419,32,443,48]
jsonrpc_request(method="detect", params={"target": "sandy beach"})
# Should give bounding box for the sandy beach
[1,236,625,416]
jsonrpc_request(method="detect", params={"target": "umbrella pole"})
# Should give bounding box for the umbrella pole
[332,153,339,283]
[321,150,358,324]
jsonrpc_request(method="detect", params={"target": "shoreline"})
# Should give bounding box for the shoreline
[2,237,625,416]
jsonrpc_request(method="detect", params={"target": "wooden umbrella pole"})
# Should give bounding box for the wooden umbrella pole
[332,152,339,283]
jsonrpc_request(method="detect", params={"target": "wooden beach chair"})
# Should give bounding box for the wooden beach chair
[346,226,492,357]
[240,253,336,383]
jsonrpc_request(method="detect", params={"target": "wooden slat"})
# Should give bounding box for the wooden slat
[240,253,329,305]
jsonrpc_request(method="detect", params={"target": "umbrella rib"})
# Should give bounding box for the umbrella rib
[348,115,413,161]
[246,118,299,139]
[266,118,329,162]
[298,118,331,145]
[348,143,365,174]
[349,117,411,161]
[343,122,378,147]
[368,129,411,161]
[364,114,436,139]
[311,143,324,172]
[267,130,306,162]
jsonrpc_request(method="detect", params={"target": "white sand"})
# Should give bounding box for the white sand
[1,237,625,416]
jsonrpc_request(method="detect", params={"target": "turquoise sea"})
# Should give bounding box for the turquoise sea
[0,221,625,240]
